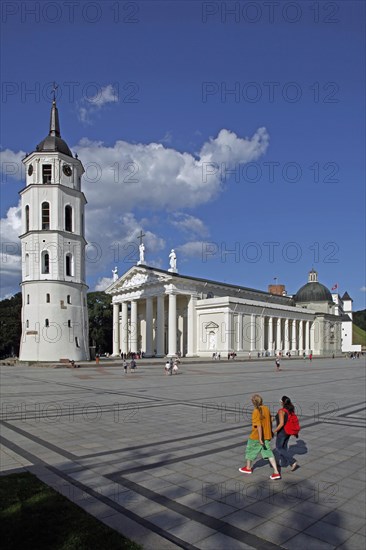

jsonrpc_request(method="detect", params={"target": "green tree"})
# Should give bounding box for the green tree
[87,291,113,354]
[0,293,22,358]
[353,310,366,332]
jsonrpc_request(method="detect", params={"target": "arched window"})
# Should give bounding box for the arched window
[41,202,50,230]
[41,251,50,274]
[68,320,71,328]
[45,319,49,327]
[65,205,72,232]
[26,320,29,328]
[25,205,30,232]
[65,253,73,276]
[67,295,71,304]
[25,253,29,277]
[27,294,30,304]
[46,293,50,303]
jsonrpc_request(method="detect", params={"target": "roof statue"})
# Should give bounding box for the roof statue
[137,229,146,265]
[168,249,177,273]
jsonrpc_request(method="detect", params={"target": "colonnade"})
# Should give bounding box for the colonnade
[112,296,314,358]
[235,314,312,355]
[112,293,198,357]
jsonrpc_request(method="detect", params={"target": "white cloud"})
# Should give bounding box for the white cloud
[170,213,209,238]
[0,254,21,299]
[0,203,22,242]
[200,127,269,164]
[94,276,114,291]
[360,286,366,292]
[177,241,209,259]
[0,149,26,182]
[76,126,269,211]
[88,84,119,107]
[77,84,119,124]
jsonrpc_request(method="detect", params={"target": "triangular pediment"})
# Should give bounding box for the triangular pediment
[204,321,219,329]
[106,266,172,294]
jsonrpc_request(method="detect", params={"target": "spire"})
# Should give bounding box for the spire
[49,100,61,138]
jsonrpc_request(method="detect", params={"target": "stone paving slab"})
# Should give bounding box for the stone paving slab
[0,357,365,549]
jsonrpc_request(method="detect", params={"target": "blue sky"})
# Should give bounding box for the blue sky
[1,0,365,309]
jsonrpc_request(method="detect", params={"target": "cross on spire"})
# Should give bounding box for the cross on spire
[137,230,145,245]
[52,82,59,102]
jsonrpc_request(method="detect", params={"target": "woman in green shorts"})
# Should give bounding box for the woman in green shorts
[239,394,281,480]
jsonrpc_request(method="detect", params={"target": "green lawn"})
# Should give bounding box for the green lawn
[353,323,366,347]
[0,472,142,550]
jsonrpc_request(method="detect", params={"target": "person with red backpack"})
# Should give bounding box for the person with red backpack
[273,395,300,472]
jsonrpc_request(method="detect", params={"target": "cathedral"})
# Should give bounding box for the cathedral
[106,262,350,358]
[18,102,358,361]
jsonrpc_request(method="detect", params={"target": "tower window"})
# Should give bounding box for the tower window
[26,320,29,328]
[45,319,49,327]
[41,202,50,230]
[67,295,71,304]
[42,164,52,184]
[46,293,50,303]
[65,205,73,232]
[65,253,73,277]
[25,253,30,277]
[25,205,30,232]
[27,294,30,304]
[41,251,50,274]
[75,337,80,348]
[68,320,71,328]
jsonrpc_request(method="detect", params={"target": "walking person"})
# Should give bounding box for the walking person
[239,394,281,480]
[275,357,281,372]
[273,396,299,472]
[130,358,136,372]
[123,359,128,374]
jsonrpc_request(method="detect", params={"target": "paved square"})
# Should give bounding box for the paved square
[1,357,365,549]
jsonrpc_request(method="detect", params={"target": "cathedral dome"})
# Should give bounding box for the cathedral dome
[35,100,73,157]
[294,269,333,303]
[295,282,333,303]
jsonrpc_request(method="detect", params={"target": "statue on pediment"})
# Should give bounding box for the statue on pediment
[169,249,177,272]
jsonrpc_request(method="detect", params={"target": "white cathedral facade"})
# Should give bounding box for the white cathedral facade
[19,100,89,361]
[106,264,346,358]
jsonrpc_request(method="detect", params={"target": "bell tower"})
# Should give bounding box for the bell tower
[19,98,89,361]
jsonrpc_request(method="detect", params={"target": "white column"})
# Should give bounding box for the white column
[299,320,304,352]
[121,302,128,355]
[250,314,256,352]
[285,318,290,352]
[145,297,153,357]
[224,309,233,352]
[130,300,138,353]
[291,320,297,352]
[268,317,273,355]
[276,318,281,351]
[305,320,310,352]
[259,316,264,353]
[112,303,120,356]
[168,293,177,356]
[156,295,165,357]
[237,314,243,351]
[187,294,197,357]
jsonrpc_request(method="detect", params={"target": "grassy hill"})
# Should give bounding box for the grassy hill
[353,310,366,332]
[353,323,366,347]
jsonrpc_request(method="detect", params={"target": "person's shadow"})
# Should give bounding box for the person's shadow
[253,439,308,471]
